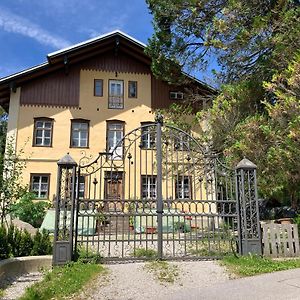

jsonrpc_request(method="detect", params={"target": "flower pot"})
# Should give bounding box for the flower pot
[277,218,293,224]
[146,227,157,234]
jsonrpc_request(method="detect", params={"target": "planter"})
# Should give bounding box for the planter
[146,227,157,234]
[277,218,293,224]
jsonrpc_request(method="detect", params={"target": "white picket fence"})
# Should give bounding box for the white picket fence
[262,223,300,257]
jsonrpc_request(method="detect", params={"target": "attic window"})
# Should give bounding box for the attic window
[170,91,184,100]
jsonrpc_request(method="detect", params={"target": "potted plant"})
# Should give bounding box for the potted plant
[146,226,157,234]
[129,215,134,230]
[95,212,106,232]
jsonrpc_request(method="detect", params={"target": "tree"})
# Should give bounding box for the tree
[198,53,300,207]
[0,137,28,225]
[147,1,300,208]
[146,0,300,83]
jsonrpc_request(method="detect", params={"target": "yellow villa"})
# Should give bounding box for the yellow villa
[0,31,244,262]
[0,30,214,204]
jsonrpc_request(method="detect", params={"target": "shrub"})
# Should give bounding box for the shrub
[10,192,49,228]
[293,214,300,238]
[0,225,52,260]
[0,226,9,259]
[31,229,52,256]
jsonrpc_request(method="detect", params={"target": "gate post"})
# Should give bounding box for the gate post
[156,113,163,260]
[236,158,262,255]
[53,154,77,265]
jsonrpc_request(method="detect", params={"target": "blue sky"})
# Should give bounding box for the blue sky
[0,1,216,85]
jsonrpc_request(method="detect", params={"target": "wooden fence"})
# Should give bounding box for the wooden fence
[262,223,300,257]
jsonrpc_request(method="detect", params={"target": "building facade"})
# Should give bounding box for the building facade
[0,31,214,203]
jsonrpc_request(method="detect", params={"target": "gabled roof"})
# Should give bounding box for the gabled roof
[0,30,216,109]
[48,30,146,59]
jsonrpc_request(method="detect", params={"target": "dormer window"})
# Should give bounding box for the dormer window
[109,80,124,109]
[170,91,184,100]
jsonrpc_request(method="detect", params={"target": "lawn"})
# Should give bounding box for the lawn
[221,255,300,277]
[20,261,105,300]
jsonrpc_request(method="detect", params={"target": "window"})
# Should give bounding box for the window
[33,118,53,147]
[175,176,191,199]
[71,175,86,199]
[30,174,50,199]
[107,121,124,159]
[141,176,157,199]
[174,132,190,151]
[70,120,89,148]
[128,81,137,98]
[109,80,124,109]
[94,79,103,97]
[170,91,184,100]
[78,176,86,199]
[141,122,156,149]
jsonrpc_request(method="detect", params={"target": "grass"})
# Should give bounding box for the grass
[144,260,179,284]
[188,240,233,257]
[0,289,4,298]
[134,248,157,259]
[19,261,105,300]
[221,255,300,277]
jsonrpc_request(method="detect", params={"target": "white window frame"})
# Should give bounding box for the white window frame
[141,176,157,199]
[170,91,184,100]
[31,174,50,199]
[175,176,191,199]
[141,122,156,149]
[107,122,124,160]
[34,119,53,147]
[109,80,124,109]
[71,121,89,148]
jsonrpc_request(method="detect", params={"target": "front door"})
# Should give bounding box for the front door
[104,172,124,210]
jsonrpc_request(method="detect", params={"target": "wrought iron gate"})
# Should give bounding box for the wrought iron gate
[53,115,261,264]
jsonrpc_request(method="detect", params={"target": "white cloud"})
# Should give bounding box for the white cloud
[0,7,70,49]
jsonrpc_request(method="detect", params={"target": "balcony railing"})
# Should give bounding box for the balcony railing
[108,95,124,109]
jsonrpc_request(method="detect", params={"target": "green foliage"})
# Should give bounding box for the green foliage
[293,214,300,237]
[75,246,103,264]
[134,248,157,259]
[10,193,49,228]
[0,226,9,259]
[0,225,52,260]
[20,261,105,300]
[221,255,300,277]
[31,229,52,256]
[146,0,300,83]
[196,53,300,208]
[174,221,191,233]
[0,138,29,225]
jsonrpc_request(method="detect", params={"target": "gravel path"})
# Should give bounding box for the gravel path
[1,272,43,300]
[78,261,229,300]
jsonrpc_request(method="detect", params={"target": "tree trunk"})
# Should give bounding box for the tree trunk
[290,190,298,210]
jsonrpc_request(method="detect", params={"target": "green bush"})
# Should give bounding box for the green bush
[0,225,52,260]
[294,214,300,238]
[31,230,52,256]
[10,192,49,228]
[0,226,9,259]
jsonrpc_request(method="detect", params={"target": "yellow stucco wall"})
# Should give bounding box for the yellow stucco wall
[11,69,213,213]
[15,70,154,200]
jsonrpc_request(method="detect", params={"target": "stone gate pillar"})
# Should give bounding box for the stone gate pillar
[236,158,262,255]
[53,154,77,265]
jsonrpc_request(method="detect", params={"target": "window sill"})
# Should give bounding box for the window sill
[69,146,90,149]
[32,145,53,148]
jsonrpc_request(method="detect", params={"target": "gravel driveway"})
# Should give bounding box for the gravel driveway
[78,260,229,300]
